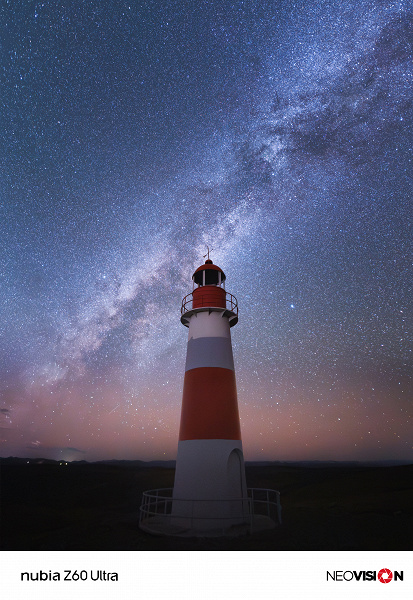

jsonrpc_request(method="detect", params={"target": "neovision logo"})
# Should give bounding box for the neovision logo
[327,568,403,583]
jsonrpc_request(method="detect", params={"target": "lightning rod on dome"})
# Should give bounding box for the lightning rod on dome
[203,246,213,262]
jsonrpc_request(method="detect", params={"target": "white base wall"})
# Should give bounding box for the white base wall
[172,439,248,532]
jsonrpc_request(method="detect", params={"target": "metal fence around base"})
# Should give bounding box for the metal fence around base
[139,488,281,536]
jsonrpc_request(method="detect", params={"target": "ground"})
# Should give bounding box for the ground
[1,460,412,550]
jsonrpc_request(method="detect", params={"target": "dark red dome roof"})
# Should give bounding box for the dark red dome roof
[192,260,226,283]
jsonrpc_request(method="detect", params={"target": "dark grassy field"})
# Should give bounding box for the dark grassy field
[1,460,412,550]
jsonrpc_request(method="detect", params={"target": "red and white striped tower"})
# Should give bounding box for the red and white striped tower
[172,257,247,533]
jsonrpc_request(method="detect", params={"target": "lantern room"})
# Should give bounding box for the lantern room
[181,259,238,327]
[192,259,226,289]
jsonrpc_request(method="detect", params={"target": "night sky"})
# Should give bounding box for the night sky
[1,0,412,463]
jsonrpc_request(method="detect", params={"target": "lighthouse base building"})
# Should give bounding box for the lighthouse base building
[139,259,281,537]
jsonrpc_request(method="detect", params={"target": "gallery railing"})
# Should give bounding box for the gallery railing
[181,291,238,317]
[139,488,281,535]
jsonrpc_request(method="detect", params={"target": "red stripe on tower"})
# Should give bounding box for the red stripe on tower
[179,367,241,440]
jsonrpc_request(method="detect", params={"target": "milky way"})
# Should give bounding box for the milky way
[1,0,412,462]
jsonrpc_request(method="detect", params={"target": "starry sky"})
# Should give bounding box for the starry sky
[1,0,412,463]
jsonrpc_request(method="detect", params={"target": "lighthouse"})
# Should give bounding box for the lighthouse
[171,256,248,533]
[138,255,282,537]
